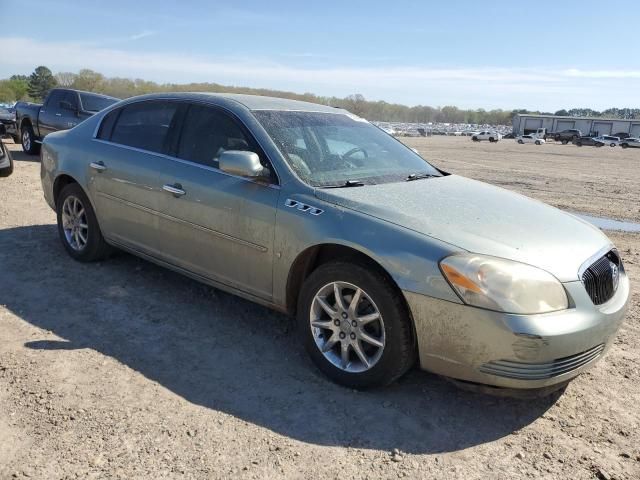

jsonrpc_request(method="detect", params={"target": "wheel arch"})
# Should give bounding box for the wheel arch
[286,243,406,317]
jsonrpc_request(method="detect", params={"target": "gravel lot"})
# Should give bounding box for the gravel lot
[1,136,639,479]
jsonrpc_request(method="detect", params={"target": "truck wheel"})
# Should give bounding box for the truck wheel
[561,139,568,145]
[554,135,561,141]
[297,261,416,389]
[21,125,40,155]
[535,140,541,145]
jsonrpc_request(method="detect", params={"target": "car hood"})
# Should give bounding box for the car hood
[315,175,611,282]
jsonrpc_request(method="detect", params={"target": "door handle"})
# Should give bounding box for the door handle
[90,161,106,172]
[55,113,62,117]
[163,183,186,197]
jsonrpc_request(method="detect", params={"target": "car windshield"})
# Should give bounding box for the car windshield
[253,110,441,186]
[79,93,118,113]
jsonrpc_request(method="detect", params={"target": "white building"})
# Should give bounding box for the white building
[513,114,640,137]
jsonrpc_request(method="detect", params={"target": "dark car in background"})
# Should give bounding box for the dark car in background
[0,105,18,143]
[551,129,582,144]
[0,125,13,177]
[16,88,118,155]
[573,135,599,147]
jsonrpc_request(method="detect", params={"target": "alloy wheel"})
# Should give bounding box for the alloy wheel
[61,195,89,251]
[310,281,385,373]
[22,130,31,151]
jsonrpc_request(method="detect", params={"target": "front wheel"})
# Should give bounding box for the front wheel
[577,142,583,147]
[56,183,112,262]
[297,262,415,389]
[517,139,524,144]
[561,139,568,145]
[21,125,40,155]
[621,143,628,149]
[610,143,616,147]
[535,140,541,145]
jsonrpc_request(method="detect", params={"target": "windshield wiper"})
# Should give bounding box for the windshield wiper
[319,180,366,188]
[406,173,437,182]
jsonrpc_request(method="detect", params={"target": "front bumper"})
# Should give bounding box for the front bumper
[404,272,630,389]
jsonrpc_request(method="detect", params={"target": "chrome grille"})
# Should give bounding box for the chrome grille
[582,251,621,305]
[479,344,605,380]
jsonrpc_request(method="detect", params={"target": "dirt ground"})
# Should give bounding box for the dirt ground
[0,136,639,480]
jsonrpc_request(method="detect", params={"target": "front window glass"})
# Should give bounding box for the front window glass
[80,93,118,113]
[253,110,441,186]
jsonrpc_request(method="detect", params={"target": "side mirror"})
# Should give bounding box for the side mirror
[219,150,268,179]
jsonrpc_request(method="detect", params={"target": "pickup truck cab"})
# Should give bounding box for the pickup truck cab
[552,129,582,144]
[16,88,118,155]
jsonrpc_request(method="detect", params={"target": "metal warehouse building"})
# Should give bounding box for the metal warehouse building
[513,114,640,137]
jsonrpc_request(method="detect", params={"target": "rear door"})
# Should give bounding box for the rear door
[90,100,180,256]
[152,102,280,300]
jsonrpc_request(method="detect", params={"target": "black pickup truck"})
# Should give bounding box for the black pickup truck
[16,88,118,155]
[548,129,583,144]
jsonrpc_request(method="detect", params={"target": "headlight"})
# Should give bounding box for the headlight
[439,254,568,314]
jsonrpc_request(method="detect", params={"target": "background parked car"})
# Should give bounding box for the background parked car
[573,135,599,147]
[516,134,545,145]
[0,105,18,143]
[471,131,502,142]
[620,138,640,149]
[16,88,119,155]
[550,129,582,144]
[0,126,14,177]
[594,135,620,147]
[613,132,631,139]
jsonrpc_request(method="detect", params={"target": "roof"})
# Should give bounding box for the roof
[117,92,346,113]
[515,113,637,123]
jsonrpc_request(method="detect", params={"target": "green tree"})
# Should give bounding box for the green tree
[27,66,57,101]
[72,69,105,92]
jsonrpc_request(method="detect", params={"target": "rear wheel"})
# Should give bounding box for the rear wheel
[297,261,415,389]
[577,141,583,147]
[610,143,616,147]
[489,137,495,142]
[535,140,541,145]
[561,139,568,145]
[517,139,524,144]
[21,124,40,155]
[56,183,112,262]
[621,143,628,149]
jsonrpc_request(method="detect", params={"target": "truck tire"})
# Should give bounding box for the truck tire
[554,135,561,141]
[21,124,40,155]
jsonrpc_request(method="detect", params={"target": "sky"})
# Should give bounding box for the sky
[1,0,639,111]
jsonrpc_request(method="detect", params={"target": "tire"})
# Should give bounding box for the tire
[621,143,628,149]
[577,142,583,147]
[472,137,479,142]
[517,139,524,144]
[610,143,616,147]
[21,124,40,155]
[488,137,495,142]
[561,139,568,145]
[56,183,112,262]
[596,143,604,147]
[535,140,541,145]
[554,135,560,141]
[297,261,415,389]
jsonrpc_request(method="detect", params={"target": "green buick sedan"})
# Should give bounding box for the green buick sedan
[40,93,629,394]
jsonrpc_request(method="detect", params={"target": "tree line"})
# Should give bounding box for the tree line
[2,66,640,125]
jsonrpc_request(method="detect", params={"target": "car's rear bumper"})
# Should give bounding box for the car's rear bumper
[404,272,629,389]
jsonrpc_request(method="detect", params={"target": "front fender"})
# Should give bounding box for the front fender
[272,191,463,307]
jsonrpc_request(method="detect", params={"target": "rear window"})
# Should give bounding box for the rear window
[109,101,178,154]
[80,93,117,113]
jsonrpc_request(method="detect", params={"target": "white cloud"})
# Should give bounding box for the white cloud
[1,36,638,110]
[129,30,156,41]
